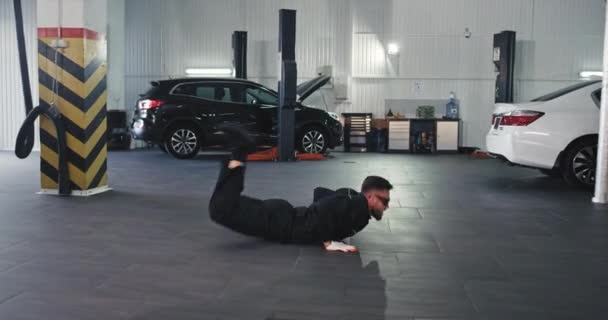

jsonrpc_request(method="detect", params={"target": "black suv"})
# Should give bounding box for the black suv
[131,76,343,159]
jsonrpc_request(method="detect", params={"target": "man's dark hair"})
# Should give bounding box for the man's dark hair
[361,176,393,193]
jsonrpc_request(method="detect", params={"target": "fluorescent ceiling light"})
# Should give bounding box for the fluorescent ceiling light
[387,43,399,55]
[580,71,603,78]
[185,68,234,76]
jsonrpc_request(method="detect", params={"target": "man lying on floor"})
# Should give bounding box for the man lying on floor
[208,126,393,253]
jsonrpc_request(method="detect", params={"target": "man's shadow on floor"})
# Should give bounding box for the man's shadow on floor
[128,251,387,320]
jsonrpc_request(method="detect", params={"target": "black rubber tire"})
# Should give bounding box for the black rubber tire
[297,126,328,154]
[164,124,201,159]
[121,134,132,150]
[539,168,560,178]
[560,137,597,189]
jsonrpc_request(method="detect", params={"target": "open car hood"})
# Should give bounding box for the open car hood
[296,75,331,102]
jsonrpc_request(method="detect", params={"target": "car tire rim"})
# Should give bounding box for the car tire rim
[170,129,197,155]
[572,146,597,186]
[302,130,325,153]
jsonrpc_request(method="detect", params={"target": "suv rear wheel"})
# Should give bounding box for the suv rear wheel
[164,124,201,159]
[561,137,597,189]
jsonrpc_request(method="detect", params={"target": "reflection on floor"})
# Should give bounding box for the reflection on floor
[0,150,607,319]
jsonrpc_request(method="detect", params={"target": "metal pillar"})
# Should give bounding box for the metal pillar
[492,31,516,103]
[232,31,247,79]
[277,9,297,162]
[592,3,608,203]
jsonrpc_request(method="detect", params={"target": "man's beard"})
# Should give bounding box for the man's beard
[370,209,383,221]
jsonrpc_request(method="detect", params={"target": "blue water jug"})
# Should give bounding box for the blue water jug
[445,92,459,119]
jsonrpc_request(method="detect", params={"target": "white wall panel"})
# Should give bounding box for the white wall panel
[397,36,462,78]
[38,0,84,28]
[352,34,388,77]
[107,0,126,110]
[125,0,352,110]
[1,0,602,150]
[124,0,164,78]
[533,0,604,37]
[391,0,532,37]
[349,0,603,148]
[352,0,390,34]
[457,35,495,79]
[117,0,605,149]
[124,0,352,80]
[0,0,38,151]
[83,0,107,33]
[125,0,244,78]
[473,0,533,38]
[517,35,603,81]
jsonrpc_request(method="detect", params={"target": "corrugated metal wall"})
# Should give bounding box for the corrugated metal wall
[349,0,604,148]
[0,0,38,151]
[1,0,602,150]
[124,0,351,110]
[123,0,603,148]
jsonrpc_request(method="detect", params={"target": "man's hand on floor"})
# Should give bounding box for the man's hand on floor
[324,241,358,253]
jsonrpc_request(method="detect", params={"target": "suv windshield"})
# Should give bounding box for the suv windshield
[531,80,600,102]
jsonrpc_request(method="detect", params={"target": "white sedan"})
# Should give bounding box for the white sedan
[486,80,602,188]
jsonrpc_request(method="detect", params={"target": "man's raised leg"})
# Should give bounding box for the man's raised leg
[207,126,269,238]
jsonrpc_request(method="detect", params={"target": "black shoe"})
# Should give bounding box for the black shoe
[217,124,256,162]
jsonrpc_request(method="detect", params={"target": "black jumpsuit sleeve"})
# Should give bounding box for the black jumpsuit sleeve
[312,194,369,241]
[313,187,335,202]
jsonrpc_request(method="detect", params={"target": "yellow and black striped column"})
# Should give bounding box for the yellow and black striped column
[37,28,109,196]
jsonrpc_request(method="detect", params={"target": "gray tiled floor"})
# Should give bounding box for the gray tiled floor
[0,150,607,319]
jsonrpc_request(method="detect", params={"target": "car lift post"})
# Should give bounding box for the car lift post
[232,31,247,79]
[593,3,608,203]
[277,9,297,162]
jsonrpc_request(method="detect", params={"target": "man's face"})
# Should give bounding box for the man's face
[365,189,390,220]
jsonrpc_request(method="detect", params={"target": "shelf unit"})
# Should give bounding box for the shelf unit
[388,118,460,153]
[388,120,410,151]
[342,113,372,152]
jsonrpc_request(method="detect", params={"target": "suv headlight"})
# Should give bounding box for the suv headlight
[327,111,339,121]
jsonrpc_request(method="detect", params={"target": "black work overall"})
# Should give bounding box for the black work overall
[208,163,371,244]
